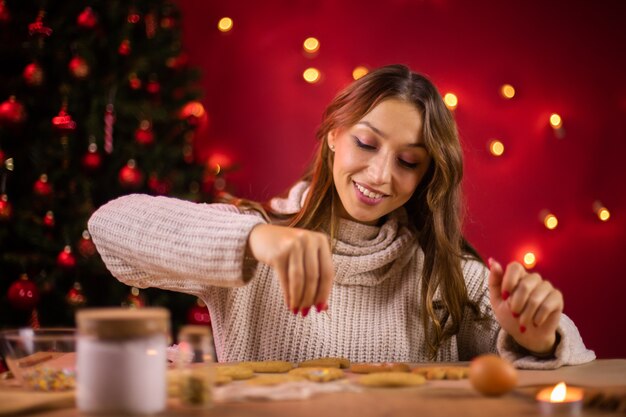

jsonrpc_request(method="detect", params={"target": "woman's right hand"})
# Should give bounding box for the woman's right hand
[246,224,334,316]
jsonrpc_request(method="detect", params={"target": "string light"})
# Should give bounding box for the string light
[593,200,610,222]
[443,93,458,110]
[217,17,233,32]
[303,67,321,83]
[489,139,505,156]
[303,37,320,54]
[523,252,537,269]
[500,84,515,99]
[352,66,368,80]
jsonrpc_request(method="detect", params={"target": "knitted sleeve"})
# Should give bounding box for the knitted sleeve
[456,259,500,360]
[497,315,596,369]
[87,194,265,297]
[458,259,596,368]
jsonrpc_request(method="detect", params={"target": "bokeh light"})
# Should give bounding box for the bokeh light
[352,66,368,80]
[549,113,563,129]
[500,84,516,99]
[303,67,321,83]
[489,140,505,156]
[217,17,233,32]
[444,93,458,110]
[523,252,537,269]
[543,213,558,230]
[593,201,611,222]
[303,37,320,53]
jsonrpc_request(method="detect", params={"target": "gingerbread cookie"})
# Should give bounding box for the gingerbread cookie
[299,357,351,369]
[215,374,233,385]
[239,361,294,373]
[349,362,411,374]
[411,366,469,380]
[357,371,426,387]
[216,365,255,380]
[246,374,306,386]
[289,367,345,382]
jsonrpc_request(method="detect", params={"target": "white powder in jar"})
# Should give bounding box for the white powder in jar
[76,308,169,414]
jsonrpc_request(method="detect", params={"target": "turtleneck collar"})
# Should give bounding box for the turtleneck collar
[270,181,418,287]
[332,208,416,286]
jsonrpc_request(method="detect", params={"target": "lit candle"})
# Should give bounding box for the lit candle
[536,382,584,415]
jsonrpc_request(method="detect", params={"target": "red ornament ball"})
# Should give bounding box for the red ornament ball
[43,211,55,228]
[0,1,10,24]
[0,194,12,221]
[146,80,161,95]
[127,11,141,24]
[134,120,154,145]
[68,56,89,79]
[77,7,97,29]
[82,144,102,172]
[33,174,53,197]
[66,282,86,308]
[0,96,26,125]
[187,300,211,325]
[78,230,97,257]
[166,53,189,70]
[23,62,44,87]
[128,74,142,90]
[57,245,77,269]
[8,275,40,311]
[118,39,131,56]
[119,160,144,188]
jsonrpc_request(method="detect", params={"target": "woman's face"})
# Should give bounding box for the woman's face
[328,98,431,225]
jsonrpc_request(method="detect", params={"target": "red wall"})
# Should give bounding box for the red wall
[177,0,626,358]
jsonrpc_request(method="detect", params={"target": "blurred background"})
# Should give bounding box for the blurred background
[0,0,623,360]
[177,0,626,358]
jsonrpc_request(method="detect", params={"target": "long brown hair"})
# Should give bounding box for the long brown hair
[230,64,482,358]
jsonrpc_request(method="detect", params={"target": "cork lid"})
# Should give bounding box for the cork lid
[76,307,170,340]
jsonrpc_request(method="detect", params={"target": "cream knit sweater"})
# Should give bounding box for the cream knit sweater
[87,183,595,369]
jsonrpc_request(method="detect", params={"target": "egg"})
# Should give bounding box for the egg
[469,354,518,396]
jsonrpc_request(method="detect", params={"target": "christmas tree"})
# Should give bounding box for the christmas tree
[0,1,215,332]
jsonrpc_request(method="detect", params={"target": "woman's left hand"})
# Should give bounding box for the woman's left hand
[487,258,563,355]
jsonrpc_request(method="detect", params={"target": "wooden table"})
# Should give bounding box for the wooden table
[1,359,624,417]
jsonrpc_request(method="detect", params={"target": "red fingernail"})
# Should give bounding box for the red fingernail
[315,303,325,312]
[292,308,299,315]
[302,307,310,317]
[488,257,494,267]
[512,312,520,318]
[520,325,526,333]
[502,291,510,301]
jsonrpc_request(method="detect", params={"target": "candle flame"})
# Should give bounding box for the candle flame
[550,382,567,402]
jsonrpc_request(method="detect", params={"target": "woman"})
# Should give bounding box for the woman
[88,64,594,368]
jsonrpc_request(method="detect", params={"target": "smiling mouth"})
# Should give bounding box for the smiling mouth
[353,181,388,202]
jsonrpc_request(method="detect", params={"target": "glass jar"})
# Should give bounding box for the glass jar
[76,307,170,414]
[177,325,215,408]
